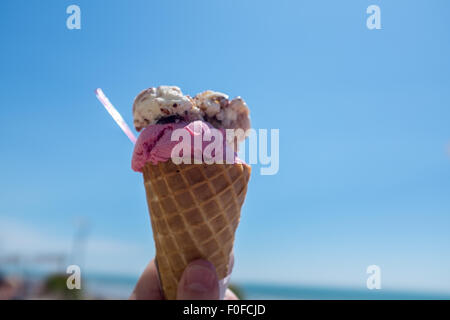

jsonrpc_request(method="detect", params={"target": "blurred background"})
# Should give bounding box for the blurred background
[1,0,449,299]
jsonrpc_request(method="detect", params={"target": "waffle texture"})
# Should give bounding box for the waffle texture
[142,160,251,300]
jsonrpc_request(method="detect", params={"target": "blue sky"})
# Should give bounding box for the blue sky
[1,0,449,294]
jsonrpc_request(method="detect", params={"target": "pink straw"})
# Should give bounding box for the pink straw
[95,88,137,144]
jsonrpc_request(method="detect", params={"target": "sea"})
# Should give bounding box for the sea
[83,274,450,300]
[3,267,449,300]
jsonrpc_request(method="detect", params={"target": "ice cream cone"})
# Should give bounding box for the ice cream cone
[142,160,251,300]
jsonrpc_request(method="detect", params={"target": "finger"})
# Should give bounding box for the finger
[129,259,164,300]
[224,288,239,300]
[177,260,219,300]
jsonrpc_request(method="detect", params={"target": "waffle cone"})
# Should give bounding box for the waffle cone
[142,160,251,300]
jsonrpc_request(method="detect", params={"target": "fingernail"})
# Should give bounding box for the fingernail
[185,263,216,293]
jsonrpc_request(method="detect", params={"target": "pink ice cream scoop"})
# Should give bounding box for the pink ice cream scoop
[131,120,242,172]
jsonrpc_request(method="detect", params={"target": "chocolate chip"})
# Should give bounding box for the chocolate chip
[156,115,184,124]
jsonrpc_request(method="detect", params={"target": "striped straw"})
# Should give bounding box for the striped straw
[95,88,137,144]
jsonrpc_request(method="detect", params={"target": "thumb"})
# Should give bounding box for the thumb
[177,260,219,300]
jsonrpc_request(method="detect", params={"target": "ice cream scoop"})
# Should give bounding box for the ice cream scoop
[133,86,251,138]
[132,86,203,132]
[131,120,242,172]
[194,90,251,140]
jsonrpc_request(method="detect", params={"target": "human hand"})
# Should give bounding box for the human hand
[130,259,238,300]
